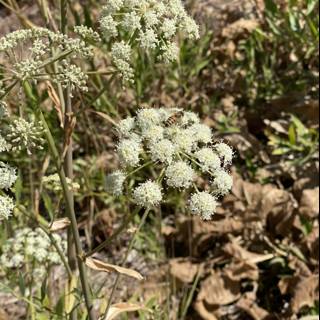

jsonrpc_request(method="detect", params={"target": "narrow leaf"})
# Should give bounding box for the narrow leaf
[104,303,144,320]
[50,218,71,232]
[85,258,144,280]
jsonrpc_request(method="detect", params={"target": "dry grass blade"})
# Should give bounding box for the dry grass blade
[46,81,64,128]
[102,303,145,320]
[49,218,71,232]
[85,258,144,280]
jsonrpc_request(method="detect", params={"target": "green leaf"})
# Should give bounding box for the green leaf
[265,0,278,14]
[307,0,318,15]
[291,115,309,137]
[288,124,296,145]
[18,272,26,296]
[191,59,210,77]
[41,191,54,221]
[272,147,291,155]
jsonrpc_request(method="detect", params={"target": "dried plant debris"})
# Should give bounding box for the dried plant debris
[165,171,319,319]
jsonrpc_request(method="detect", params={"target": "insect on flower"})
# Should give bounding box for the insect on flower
[165,111,184,127]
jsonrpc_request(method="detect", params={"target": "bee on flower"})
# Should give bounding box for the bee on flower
[105,107,234,220]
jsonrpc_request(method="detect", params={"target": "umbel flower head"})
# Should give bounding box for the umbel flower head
[0,195,14,221]
[99,0,200,82]
[0,227,66,280]
[6,118,45,154]
[0,27,96,95]
[106,107,234,219]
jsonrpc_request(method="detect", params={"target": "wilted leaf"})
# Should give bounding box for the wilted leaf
[50,218,71,232]
[85,258,144,280]
[169,258,199,284]
[222,19,260,38]
[225,260,259,281]
[65,275,77,314]
[196,272,241,306]
[291,275,319,313]
[104,303,145,320]
[0,309,9,320]
[299,188,319,218]
[46,81,64,128]
[224,240,274,264]
[236,292,270,320]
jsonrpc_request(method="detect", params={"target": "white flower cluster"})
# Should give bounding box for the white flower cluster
[0,105,17,221]
[43,173,80,193]
[99,0,200,82]
[0,27,93,93]
[106,108,234,219]
[0,227,66,279]
[6,118,44,154]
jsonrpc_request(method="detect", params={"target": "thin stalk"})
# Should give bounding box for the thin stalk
[85,209,138,258]
[60,0,68,34]
[17,205,73,278]
[102,208,150,320]
[37,109,95,320]
[64,85,77,276]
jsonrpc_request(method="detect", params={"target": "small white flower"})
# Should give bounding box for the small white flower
[181,16,200,40]
[144,11,159,28]
[137,108,161,129]
[212,170,233,195]
[111,41,132,61]
[149,139,175,164]
[0,135,11,152]
[105,171,126,196]
[181,111,200,126]
[7,118,44,154]
[118,139,142,167]
[161,19,177,39]
[161,42,179,63]
[102,0,124,14]
[215,143,233,165]
[133,180,163,207]
[139,29,158,50]
[189,124,212,144]
[100,15,118,39]
[0,195,14,220]
[169,0,187,18]
[117,117,136,137]
[122,12,141,32]
[194,148,221,172]
[165,161,195,189]
[113,58,134,83]
[189,192,218,220]
[142,125,164,142]
[74,25,101,42]
[170,128,195,153]
[0,163,17,189]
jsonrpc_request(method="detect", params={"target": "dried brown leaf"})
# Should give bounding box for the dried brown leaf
[222,19,259,38]
[46,81,64,128]
[49,218,71,232]
[0,309,9,320]
[225,260,259,281]
[104,303,145,320]
[236,293,270,320]
[299,188,319,218]
[291,275,319,313]
[85,258,144,280]
[224,240,274,264]
[169,258,199,284]
[196,272,241,306]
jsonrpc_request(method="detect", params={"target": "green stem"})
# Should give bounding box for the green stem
[85,212,134,258]
[60,0,68,34]
[102,208,150,320]
[37,109,95,320]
